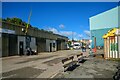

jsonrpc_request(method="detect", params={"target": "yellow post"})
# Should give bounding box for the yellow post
[25,10,32,34]
[104,38,107,59]
[107,37,110,59]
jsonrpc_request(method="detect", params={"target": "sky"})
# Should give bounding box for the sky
[2,2,118,40]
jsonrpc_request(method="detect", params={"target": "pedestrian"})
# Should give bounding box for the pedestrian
[84,45,86,52]
[82,46,84,52]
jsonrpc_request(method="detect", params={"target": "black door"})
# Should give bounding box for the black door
[19,41,24,56]
[9,34,17,56]
[57,40,61,50]
[50,43,52,52]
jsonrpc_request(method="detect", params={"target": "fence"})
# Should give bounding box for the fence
[103,28,120,59]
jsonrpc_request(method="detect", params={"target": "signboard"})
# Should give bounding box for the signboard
[0,28,15,34]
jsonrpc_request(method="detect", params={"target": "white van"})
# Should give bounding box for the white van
[73,42,80,49]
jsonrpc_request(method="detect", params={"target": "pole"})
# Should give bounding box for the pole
[104,38,106,59]
[94,37,96,54]
[115,36,118,58]
[25,10,32,34]
[107,37,110,59]
[72,31,73,41]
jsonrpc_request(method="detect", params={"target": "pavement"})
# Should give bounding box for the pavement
[1,49,86,79]
[54,50,119,79]
[1,49,119,79]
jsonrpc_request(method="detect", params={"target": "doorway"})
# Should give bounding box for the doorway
[9,34,17,56]
[57,40,61,50]
[19,41,24,56]
[50,43,52,52]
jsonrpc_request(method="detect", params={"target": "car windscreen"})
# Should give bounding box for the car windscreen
[74,44,79,46]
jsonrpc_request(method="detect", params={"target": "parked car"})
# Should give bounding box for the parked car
[73,43,81,49]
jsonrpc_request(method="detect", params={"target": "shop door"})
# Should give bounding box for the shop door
[19,41,24,55]
[50,43,52,52]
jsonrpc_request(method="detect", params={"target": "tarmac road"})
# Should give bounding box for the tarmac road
[1,49,84,78]
[1,49,119,79]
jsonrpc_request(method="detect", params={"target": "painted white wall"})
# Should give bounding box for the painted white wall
[18,36,37,55]
[46,39,56,52]
[30,37,37,52]
[90,6,119,30]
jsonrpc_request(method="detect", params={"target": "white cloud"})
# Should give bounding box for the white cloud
[59,24,65,29]
[46,27,77,36]
[60,31,76,36]
[74,38,78,41]
[46,27,59,34]
[84,30,90,37]
[78,34,83,38]
[46,27,85,40]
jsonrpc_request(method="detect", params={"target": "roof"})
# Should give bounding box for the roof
[102,28,118,38]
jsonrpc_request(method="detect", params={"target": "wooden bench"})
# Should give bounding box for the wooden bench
[62,56,77,72]
[77,53,85,63]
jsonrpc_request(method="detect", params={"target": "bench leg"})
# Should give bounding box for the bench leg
[63,67,66,72]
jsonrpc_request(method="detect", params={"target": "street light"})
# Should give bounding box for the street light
[22,28,25,33]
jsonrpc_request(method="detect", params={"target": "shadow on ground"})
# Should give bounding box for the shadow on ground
[66,59,87,72]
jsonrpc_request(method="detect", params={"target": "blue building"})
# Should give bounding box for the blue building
[89,6,120,48]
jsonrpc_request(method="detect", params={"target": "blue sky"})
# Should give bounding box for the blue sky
[2,2,118,40]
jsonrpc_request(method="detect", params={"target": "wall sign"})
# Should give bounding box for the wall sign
[0,28,15,34]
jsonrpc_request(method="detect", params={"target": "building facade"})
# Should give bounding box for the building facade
[90,6,120,48]
[1,21,68,57]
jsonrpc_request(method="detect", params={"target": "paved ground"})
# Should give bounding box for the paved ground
[1,49,85,79]
[1,49,119,79]
[54,57,118,78]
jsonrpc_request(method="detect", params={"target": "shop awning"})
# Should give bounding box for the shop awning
[102,28,117,38]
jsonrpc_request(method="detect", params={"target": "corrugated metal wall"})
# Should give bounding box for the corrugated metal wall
[2,33,9,57]
[9,34,17,56]
[36,38,46,53]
